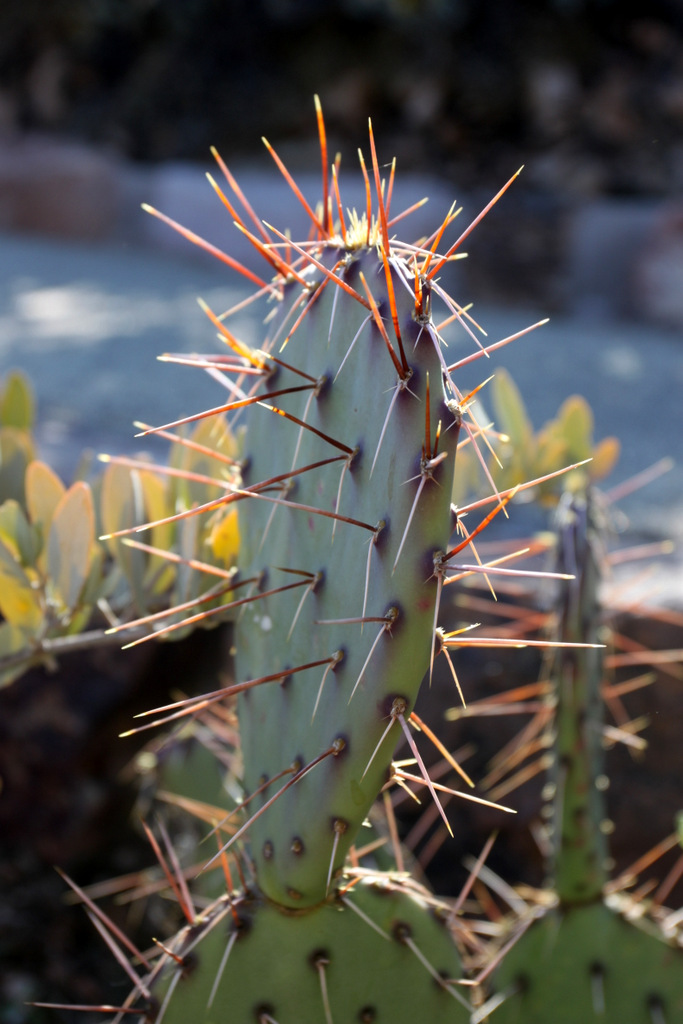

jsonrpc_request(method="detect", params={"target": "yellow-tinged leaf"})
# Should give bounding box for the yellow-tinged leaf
[138,469,175,593]
[26,460,66,546]
[208,507,240,565]
[1,371,34,430]
[590,436,621,480]
[0,537,42,630]
[47,481,95,612]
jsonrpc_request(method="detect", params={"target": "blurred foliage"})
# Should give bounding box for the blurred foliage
[1,0,682,196]
[452,368,620,507]
[0,370,240,688]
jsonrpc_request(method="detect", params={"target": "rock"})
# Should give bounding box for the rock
[0,134,121,240]
[635,202,683,329]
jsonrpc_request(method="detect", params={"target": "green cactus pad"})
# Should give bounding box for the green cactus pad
[150,874,469,1024]
[234,242,461,907]
[490,900,683,1023]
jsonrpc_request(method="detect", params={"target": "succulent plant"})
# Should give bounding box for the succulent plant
[0,374,238,688]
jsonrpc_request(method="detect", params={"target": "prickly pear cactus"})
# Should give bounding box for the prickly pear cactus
[42,101,566,1024]
[136,103,478,1024]
[487,491,683,1023]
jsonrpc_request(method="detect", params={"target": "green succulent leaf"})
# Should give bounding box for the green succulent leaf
[0,371,34,430]
[0,499,41,567]
[0,426,34,506]
[0,536,42,630]
[492,367,534,455]
[0,621,32,687]
[558,394,594,462]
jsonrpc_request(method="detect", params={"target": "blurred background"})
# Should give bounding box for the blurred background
[1,1,682,1021]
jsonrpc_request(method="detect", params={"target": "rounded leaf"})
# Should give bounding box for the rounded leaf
[590,436,621,481]
[0,371,34,430]
[26,460,66,534]
[47,481,95,612]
